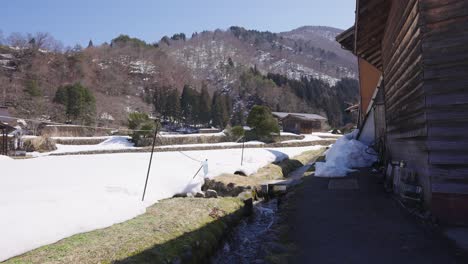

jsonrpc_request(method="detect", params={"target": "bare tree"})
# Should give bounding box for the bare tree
[7,32,29,49]
[0,30,4,45]
[27,32,63,52]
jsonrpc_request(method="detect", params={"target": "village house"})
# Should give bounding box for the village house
[0,106,17,155]
[337,0,468,224]
[272,112,327,134]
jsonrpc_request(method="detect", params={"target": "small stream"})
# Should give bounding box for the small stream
[211,199,279,264]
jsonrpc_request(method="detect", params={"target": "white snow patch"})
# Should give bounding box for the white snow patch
[31,136,136,156]
[279,132,298,136]
[311,132,343,138]
[100,112,115,121]
[315,130,377,177]
[0,155,12,161]
[0,54,14,59]
[129,60,156,74]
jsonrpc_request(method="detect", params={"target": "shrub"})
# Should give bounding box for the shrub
[23,136,57,152]
[246,105,280,142]
[231,126,245,139]
[128,112,159,146]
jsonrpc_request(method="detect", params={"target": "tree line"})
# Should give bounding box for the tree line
[152,83,232,128]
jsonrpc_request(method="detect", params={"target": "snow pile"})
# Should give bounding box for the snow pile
[35,136,136,156]
[312,132,343,138]
[315,130,377,177]
[98,136,134,148]
[0,146,314,261]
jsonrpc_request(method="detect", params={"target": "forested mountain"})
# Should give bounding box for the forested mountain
[0,26,358,128]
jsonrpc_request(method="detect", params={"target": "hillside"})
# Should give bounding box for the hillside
[0,26,358,128]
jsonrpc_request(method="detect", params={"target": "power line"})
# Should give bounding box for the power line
[153,134,203,163]
[177,150,203,163]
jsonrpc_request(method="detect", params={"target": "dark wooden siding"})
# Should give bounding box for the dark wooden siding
[383,0,426,139]
[381,0,432,203]
[282,116,322,134]
[420,0,468,195]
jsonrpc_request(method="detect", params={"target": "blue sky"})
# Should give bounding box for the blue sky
[1,0,355,47]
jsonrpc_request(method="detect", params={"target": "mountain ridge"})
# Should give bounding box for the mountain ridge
[0,25,358,128]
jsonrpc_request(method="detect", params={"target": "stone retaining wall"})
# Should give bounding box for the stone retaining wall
[49,139,336,156]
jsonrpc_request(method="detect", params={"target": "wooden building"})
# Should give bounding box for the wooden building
[337,0,468,224]
[272,112,327,134]
[0,107,15,155]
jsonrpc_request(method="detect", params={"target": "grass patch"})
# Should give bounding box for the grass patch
[5,198,243,264]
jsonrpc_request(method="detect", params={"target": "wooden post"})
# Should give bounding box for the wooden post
[2,128,7,156]
[141,122,159,202]
[192,164,204,179]
[1,128,3,155]
[241,136,245,166]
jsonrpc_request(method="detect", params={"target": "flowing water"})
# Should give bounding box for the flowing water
[211,199,278,264]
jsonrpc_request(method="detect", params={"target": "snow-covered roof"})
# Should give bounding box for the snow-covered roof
[272,112,327,121]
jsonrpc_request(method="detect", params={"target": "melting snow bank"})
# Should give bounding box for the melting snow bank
[315,130,377,177]
[0,146,313,261]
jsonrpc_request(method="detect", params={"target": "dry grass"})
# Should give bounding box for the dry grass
[4,198,243,264]
[23,136,57,152]
[53,138,108,145]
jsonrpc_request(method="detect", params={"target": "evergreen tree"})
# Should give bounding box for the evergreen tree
[171,33,186,41]
[211,91,230,129]
[231,104,245,126]
[127,112,157,146]
[153,86,168,119]
[198,84,211,126]
[180,85,199,125]
[246,105,279,142]
[87,39,94,48]
[227,57,234,67]
[53,83,96,124]
[166,88,181,123]
[28,37,36,48]
[160,36,171,46]
[111,34,149,48]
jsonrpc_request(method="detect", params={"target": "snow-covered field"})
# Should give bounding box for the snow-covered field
[0,146,317,261]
